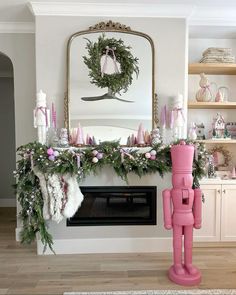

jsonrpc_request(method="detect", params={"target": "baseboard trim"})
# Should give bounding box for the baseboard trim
[37,237,172,255]
[0,198,16,207]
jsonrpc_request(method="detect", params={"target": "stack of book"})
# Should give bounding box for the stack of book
[199,47,235,63]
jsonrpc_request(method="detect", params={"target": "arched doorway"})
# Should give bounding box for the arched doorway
[0,53,16,207]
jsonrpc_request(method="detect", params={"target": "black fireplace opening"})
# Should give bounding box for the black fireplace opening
[67,186,157,226]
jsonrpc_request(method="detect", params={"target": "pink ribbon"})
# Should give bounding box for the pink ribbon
[101,46,120,77]
[120,148,134,163]
[201,85,212,97]
[173,107,185,122]
[35,107,49,127]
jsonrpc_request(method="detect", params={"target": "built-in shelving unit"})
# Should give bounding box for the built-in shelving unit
[189,63,236,75]
[188,101,236,109]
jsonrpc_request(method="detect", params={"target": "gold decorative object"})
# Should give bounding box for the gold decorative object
[89,20,131,31]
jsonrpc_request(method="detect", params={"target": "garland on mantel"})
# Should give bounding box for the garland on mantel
[14,140,207,252]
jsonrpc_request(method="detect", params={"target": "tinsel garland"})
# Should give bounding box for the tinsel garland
[14,140,207,252]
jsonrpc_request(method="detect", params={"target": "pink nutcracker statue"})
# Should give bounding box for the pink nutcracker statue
[162,142,202,285]
[34,90,50,145]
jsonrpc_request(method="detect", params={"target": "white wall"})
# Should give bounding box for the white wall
[0,34,36,148]
[35,16,187,253]
[0,34,36,210]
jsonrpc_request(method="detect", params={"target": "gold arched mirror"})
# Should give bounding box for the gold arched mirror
[65,21,157,145]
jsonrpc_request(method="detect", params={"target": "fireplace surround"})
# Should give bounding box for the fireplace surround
[67,186,157,226]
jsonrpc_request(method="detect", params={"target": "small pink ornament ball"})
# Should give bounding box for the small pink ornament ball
[179,140,186,145]
[92,157,98,163]
[48,155,55,161]
[92,150,98,156]
[150,150,157,156]
[96,152,103,160]
[145,152,151,159]
[53,151,59,157]
[47,148,54,156]
[150,155,156,160]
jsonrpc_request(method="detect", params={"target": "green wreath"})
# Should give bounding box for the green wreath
[83,34,139,94]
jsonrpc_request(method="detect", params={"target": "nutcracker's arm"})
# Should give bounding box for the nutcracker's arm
[162,189,172,230]
[193,188,202,229]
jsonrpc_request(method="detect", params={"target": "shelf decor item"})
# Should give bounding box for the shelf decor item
[188,122,197,140]
[211,112,228,139]
[209,145,231,171]
[199,47,235,64]
[195,73,213,102]
[196,123,205,140]
[162,142,202,285]
[82,33,139,102]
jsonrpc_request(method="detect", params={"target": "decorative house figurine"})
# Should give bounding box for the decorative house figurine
[196,73,212,102]
[212,113,225,138]
[188,122,197,141]
[171,94,185,140]
[162,142,202,286]
[34,90,50,145]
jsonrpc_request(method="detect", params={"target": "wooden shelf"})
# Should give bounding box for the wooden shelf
[189,63,236,75]
[197,139,236,144]
[188,101,236,109]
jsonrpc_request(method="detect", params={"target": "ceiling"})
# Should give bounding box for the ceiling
[1,0,236,22]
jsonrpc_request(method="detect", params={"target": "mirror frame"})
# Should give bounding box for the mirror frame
[65,20,158,136]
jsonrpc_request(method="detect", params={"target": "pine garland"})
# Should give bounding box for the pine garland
[83,34,139,94]
[15,140,207,252]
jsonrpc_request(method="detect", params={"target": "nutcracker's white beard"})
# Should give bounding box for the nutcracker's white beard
[33,168,84,223]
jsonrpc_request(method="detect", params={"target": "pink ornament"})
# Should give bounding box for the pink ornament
[53,150,59,157]
[92,157,98,163]
[47,148,54,156]
[150,150,157,156]
[150,155,156,160]
[96,152,103,159]
[92,150,98,156]
[145,152,151,159]
[48,155,55,161]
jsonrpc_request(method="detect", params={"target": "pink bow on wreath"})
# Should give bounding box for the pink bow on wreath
[101,46,120,77]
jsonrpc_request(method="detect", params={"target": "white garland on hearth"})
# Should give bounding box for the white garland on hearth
[33,168,84,223]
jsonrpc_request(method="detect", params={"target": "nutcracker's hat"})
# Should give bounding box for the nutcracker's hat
[171,143,194,174]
